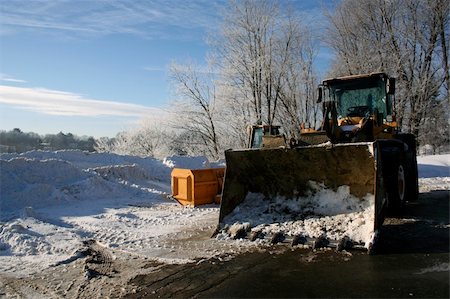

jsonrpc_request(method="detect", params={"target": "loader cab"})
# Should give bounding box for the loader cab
[319,73,397,142]
[324,73,394,120]
[248,125,285,149]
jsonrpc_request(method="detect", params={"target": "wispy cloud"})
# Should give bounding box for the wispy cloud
[0,85,166,119]
[0,0,225,40]
[143,66,166,72]
[0,73,27,83]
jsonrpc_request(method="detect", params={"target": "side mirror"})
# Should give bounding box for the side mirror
[387,78,396,95]
[317,86,323,103]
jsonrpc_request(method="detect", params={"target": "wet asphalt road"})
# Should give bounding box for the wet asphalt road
[128,190,449,298]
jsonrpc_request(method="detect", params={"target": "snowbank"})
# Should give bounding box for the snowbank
[417,154,450,192]
[417,154,450,178]
[0,157,165,220]
[0,150,219,219]
[0,150,172,181]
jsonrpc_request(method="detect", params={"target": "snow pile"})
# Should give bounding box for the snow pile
[91,164,150,185]
[0,150,220,220]
[219,183,375,246]
[0,158,157,219]
[0,150,172,181]
[1,158,105,215]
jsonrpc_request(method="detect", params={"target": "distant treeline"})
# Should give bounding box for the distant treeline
[0,128,96,153]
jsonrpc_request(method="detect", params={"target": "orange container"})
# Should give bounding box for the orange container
[171,167,225,206]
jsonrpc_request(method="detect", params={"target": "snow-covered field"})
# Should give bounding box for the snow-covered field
[0,150,448,277]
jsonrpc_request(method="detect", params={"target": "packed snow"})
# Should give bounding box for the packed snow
[0,150,448,276]
[218,183,376,247]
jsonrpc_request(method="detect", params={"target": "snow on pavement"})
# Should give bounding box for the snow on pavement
[0,150,448,276]
[417,154,450,192]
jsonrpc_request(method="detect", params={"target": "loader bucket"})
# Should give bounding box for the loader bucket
[218,142,386,249]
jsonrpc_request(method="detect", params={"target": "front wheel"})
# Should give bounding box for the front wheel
[387,162,406,213]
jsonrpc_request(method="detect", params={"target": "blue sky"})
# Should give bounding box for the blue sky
[0,0,335,138]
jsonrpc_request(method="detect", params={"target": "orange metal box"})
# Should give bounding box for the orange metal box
[171,167,225,206]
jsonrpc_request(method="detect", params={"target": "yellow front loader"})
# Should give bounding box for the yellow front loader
[217,73,418,252]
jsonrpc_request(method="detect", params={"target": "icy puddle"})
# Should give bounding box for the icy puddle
[217,182,376,249]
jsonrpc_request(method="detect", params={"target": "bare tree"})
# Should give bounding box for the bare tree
[169,62,222,160]
[325,0,449,143]
[213,0,320,142]
[216,0,287,126]
[215,82,253,148]
[94,136,115,153]
[127,124,168,158]
[276,21,321,138]
[419,99,450,153]
[95,122,170,158]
